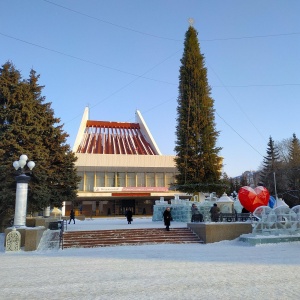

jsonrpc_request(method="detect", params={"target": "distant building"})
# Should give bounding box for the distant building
[233,170,261,189]
[65,107,189,217]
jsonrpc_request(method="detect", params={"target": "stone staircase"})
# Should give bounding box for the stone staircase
[62,227,203,249]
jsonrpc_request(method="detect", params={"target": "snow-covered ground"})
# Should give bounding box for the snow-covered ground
[1,217,300,300]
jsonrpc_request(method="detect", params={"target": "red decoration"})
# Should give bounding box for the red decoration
[238,186,270,213]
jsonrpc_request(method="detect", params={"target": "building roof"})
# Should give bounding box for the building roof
[73,107,162,155]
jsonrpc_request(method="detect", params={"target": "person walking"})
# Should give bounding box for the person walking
[69,209,75,224]
[210,203,220,222]
[125,208,133,224]
[163,207,172,231]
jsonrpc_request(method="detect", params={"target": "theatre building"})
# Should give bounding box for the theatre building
[65,107,187,217]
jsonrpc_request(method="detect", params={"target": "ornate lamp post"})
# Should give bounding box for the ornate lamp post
[12,154,35,227]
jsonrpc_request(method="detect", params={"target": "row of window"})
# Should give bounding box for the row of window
[78,171,176,191]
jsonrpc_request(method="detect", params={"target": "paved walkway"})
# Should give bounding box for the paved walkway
[65,216,187,231]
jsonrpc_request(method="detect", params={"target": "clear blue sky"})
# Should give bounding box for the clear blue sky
[1,0,300,177]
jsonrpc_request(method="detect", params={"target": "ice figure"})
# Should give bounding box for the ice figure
[252,205,300,235]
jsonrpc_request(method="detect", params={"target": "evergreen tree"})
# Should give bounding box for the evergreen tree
[220,172,231,195]
[259,136,283,195]
[0,61,80,223]
[233,177,240,193]
[174,26,223,193]
[0,62,21,222]
[287,133,300,190]
[239,174,249,187]
[227,178,236,197]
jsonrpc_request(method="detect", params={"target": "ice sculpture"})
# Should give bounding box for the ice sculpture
[252,205,300,235]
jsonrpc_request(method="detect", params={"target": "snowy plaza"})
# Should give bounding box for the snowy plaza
[1,217,300,300]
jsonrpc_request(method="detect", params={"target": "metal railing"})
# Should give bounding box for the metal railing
[59,219,68,249]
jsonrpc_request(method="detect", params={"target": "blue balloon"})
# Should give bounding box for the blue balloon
[269,196,276,208]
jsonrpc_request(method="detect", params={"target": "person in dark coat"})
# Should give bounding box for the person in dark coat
[191,204,203,222]
[125,208,133,224]
[242,207,249,213]
[69,209,75,224]
[163,207,172,231]
[210,203,220,222]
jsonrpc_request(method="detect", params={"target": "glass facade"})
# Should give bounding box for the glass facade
[78,171,176,191]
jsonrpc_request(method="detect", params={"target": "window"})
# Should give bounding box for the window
[165,173,175,187]
[95,172,105,187]
[106,172,115,187]
[85,172,94,191]
[146,173,155,187]
[156,173,164,187]
[127,173,136,187]
[116,172,126,187]
[77,172,84,191]
[136,172,145,187]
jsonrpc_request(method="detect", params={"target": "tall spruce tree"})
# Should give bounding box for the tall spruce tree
[0,61,80,224]
[259,136,283,195]
[287,133,300,190]
[174,25,223,193]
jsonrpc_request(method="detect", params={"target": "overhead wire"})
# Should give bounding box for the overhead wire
[0,30,180,125]
[201,31,300,42]
[0,32,177,87]
[215,111,264,157]
[4,1,300,159]
[42,0,181,42]
[0,33,293,158]
[213,83,300,87]
[43,0,300,42]
[66,50,181,124]
[41,0,300,142]
[207,62,267,142]
[1,31,298,89]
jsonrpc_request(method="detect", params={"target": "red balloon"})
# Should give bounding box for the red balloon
[238,186,270,213]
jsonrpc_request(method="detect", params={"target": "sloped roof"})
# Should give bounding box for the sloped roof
[73,108,161,155]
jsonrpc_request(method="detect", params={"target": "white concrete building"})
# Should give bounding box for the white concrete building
[66,107,188,217]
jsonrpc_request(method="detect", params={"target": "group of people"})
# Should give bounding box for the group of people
[69,203,221,230]
[192,203,220,222]
[125,203,220,231]
[162,203,221,230]
[191,203,221,222]
[125,207,172,230]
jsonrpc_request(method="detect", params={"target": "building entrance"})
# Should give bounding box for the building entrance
[121,199,135,215]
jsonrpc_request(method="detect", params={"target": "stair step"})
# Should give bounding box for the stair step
[63,241,201,248]
[63,227,203,249]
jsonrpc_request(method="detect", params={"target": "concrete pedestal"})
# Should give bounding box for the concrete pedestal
[4,226,46,251]
[24,227,46,251]
[188,222,253,243]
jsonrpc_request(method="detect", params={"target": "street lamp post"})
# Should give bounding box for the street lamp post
[12,154,35,227]
[273,172,278,207]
